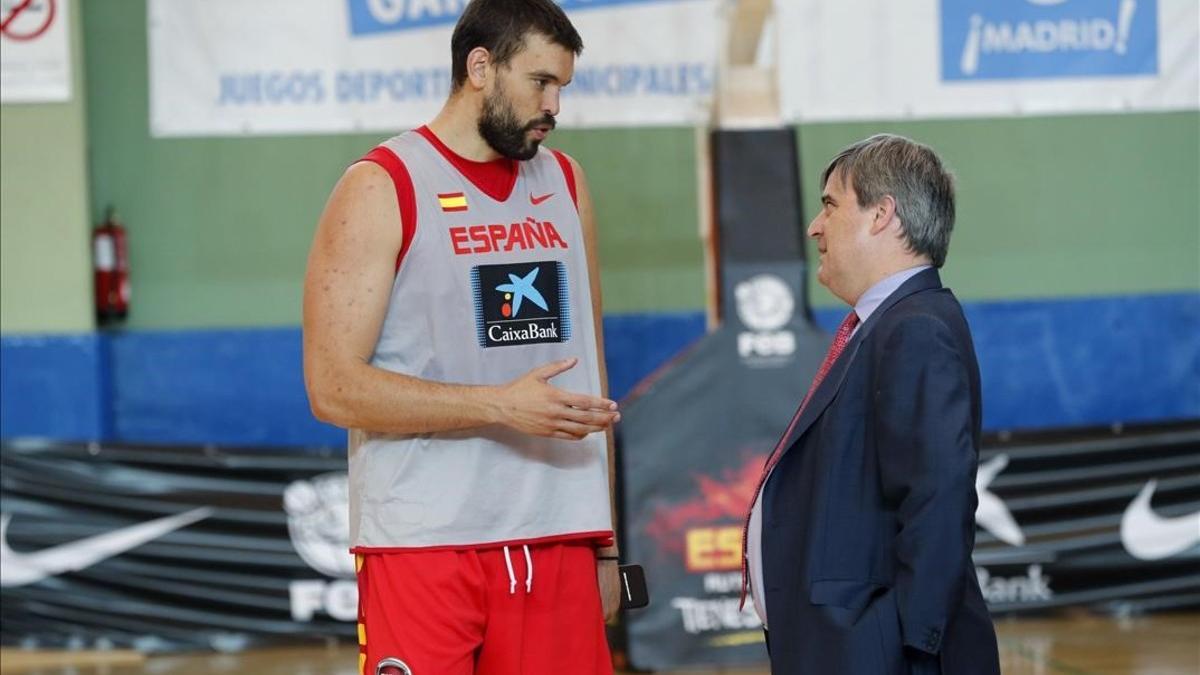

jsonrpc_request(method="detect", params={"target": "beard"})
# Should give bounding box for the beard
[478,84,555,161]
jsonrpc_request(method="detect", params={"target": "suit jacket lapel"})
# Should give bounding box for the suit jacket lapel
[779,268,944,451]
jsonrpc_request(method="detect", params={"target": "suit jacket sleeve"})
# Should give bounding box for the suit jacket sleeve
[874,314,978,656]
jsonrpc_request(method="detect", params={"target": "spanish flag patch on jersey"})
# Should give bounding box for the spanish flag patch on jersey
[438,192,468,212]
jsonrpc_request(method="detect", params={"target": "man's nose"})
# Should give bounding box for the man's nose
[542,88,560,117]
[807,215,823,239]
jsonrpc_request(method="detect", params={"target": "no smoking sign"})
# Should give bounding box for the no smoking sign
[1,0,56,42]
[1,0,70,103]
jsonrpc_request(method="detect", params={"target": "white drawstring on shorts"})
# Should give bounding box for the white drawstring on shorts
[523,544,533,593]
[503,546,517,594]
[502,545,534,595]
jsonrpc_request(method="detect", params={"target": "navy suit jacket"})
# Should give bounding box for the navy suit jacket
[761,269,1000,674]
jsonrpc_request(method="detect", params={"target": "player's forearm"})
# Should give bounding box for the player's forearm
[597,429,620,557]
[308,360,500,434]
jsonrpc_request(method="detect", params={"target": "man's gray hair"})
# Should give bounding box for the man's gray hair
[821,134,956,268]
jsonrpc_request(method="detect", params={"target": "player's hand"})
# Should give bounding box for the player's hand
[597,558,621,623]
[496,358,619,440]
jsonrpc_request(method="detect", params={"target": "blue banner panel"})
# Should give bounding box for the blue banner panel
[346,0,694,36]
[941,0,1158,81]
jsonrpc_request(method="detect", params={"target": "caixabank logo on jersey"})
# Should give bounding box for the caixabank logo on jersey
[942,0,1158,81]
[472,261,572,348]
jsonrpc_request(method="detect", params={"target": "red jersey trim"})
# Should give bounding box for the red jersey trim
[350,529,614,555]
[361,147,417,274]
[414,125,519,203]
[550,149,579,211]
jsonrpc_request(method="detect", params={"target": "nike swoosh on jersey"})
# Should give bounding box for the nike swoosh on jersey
[530,192,554,205]
[1120,480,1200,561]
[0,507,213,587]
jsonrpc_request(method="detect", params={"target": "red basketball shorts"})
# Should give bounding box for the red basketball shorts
[355,540,613,675]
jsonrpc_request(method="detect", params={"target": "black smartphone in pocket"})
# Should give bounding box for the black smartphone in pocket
[618,563,649,609]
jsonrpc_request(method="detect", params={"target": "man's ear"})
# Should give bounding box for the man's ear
[466,47,491,90]
[868,194,898,236]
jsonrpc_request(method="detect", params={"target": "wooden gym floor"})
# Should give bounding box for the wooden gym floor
[1,613,1197,674]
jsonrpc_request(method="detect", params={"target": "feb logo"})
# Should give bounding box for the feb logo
[284,473,354,578]
[283,473,358,622]
[735,274,797,362]
[472,261,571,348]
[735,274,794,332]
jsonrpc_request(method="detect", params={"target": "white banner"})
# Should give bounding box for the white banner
[148,0,717,137]
[777,0,1199,121]
[0,0,72,103]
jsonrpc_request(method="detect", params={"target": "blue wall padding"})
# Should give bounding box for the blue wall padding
[812,293,1200,430]
[2,293,1197,447]
[0,334,107,441]
[604,312,709,403]
[107,328,344,448]
[964,293,1199,430]
[103,316,708,448]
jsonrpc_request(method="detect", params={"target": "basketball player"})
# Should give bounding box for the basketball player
[302,2,620,673]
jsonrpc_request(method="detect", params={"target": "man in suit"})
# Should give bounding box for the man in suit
[743,134,1001,674]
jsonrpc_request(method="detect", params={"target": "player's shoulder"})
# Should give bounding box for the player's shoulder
[339,159,394,195]
[323,150,407,222]
[343,137,419,190]
[542,148,589,201]
[545,147,585,176]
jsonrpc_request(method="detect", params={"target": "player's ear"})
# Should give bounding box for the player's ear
[466,47,491,90]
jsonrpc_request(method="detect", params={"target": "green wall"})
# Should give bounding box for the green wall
[545,128,703,312]
[82,0,701,329]
[68,0,1200,330]
[82,0,380,329]
[797,114,1200,308]
[0,0,93,334]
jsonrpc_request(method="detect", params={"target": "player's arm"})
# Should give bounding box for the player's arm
[566,154,623,620]
[302,161,618,439]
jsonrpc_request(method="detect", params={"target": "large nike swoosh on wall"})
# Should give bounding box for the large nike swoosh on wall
[975,454,1026,547]
[0,507,213,587]
[1120,480,1200,561]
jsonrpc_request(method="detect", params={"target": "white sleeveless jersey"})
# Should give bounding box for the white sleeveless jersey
[347,130,613,550]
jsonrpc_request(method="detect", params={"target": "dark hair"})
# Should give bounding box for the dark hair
[821,134,956,268]
[451,0,584,91]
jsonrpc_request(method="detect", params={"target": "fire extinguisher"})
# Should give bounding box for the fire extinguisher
[93,207,130,323]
